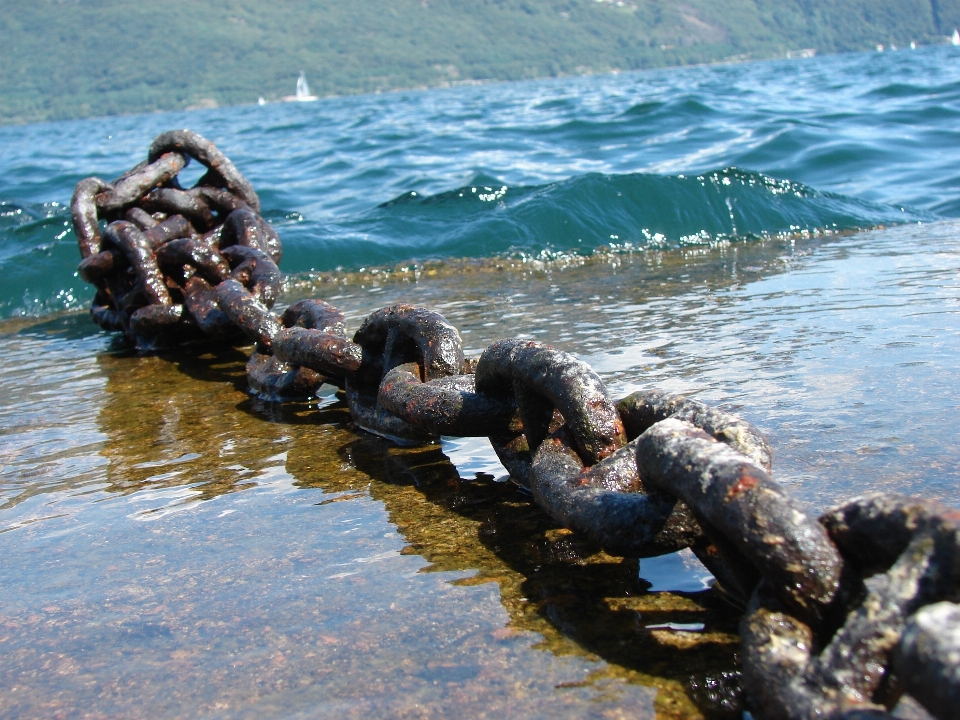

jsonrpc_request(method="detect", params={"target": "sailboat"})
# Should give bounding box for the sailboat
[283,71,319,102]
[953,29,960,46]
[296,71,319,101]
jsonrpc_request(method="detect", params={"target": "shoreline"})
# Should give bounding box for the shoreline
[3,41,953,129]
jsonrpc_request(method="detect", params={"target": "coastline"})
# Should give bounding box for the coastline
[3,38,953,128]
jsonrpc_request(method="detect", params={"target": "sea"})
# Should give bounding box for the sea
[0,44,958,719]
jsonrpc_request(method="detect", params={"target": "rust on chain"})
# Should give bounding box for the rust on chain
[530,435,704,558]
[246,353,327,403]
[68,131,273,348]
[156,237,231,286]
[352,304,464,383]
[184,275,238,339]
[95,153,187,214]
[894,602,960,719]
[741,495,960,720]
[377,364,517,437]
[102,220,172,307]
[618,388,773,471]
[280,299,346,335]
[221,207,282,263]
[249,298,356,401]
[272,327,362,380]
[475,338,626,471]
[69,131,960,720]
[215,278,282,351]
[221,245,282,306]
[77,249,120,287]
[143,215,196,249]
[141,187,215,230]
[148,129,261,212]
[128,303,184,344]
[125,206,158,230]
[343,305,465,444]
[258,299,357,399]
[71,177,112,258]
[635,418,842,621]
[191,186,252,216]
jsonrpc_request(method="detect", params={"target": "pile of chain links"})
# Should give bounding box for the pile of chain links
[72,131,960,720]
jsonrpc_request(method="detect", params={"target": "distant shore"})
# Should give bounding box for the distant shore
[2,0,956,125]
[8,40,955,129]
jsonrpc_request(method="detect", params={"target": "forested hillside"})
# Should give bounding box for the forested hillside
[2,0,958,124]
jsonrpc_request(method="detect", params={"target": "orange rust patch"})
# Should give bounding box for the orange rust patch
[726,470,760,501]
[595,444,616,461]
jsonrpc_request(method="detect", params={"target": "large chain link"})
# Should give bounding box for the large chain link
[71,132,960,720]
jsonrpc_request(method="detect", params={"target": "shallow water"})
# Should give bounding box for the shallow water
[3,218,959,718]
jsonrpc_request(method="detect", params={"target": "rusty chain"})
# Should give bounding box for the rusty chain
[71,131,960,720]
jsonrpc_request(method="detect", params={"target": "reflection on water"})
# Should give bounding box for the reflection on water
[2,221,960,718]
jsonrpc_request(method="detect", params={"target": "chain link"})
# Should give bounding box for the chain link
[71,131,960,720]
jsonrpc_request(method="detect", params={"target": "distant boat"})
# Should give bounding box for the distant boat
[296,71,318,101]
[283,71,319,102]
[953,29,960,46]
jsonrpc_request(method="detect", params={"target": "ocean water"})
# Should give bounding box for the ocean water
[1,44,960,719]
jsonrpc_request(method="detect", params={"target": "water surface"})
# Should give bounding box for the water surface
[1,44,960,719]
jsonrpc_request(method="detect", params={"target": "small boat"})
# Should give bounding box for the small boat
[296,71,318,101]
[953,29,960,46]
[283,71,319,102]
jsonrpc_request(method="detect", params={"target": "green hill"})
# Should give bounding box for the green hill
[2,0,959,125]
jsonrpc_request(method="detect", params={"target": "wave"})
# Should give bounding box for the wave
[276,167,934,272]
[0,168,936,320]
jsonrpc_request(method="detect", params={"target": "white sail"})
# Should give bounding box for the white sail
[296,71,310,99]
[294,71,318,102]
[953,29,960,46]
